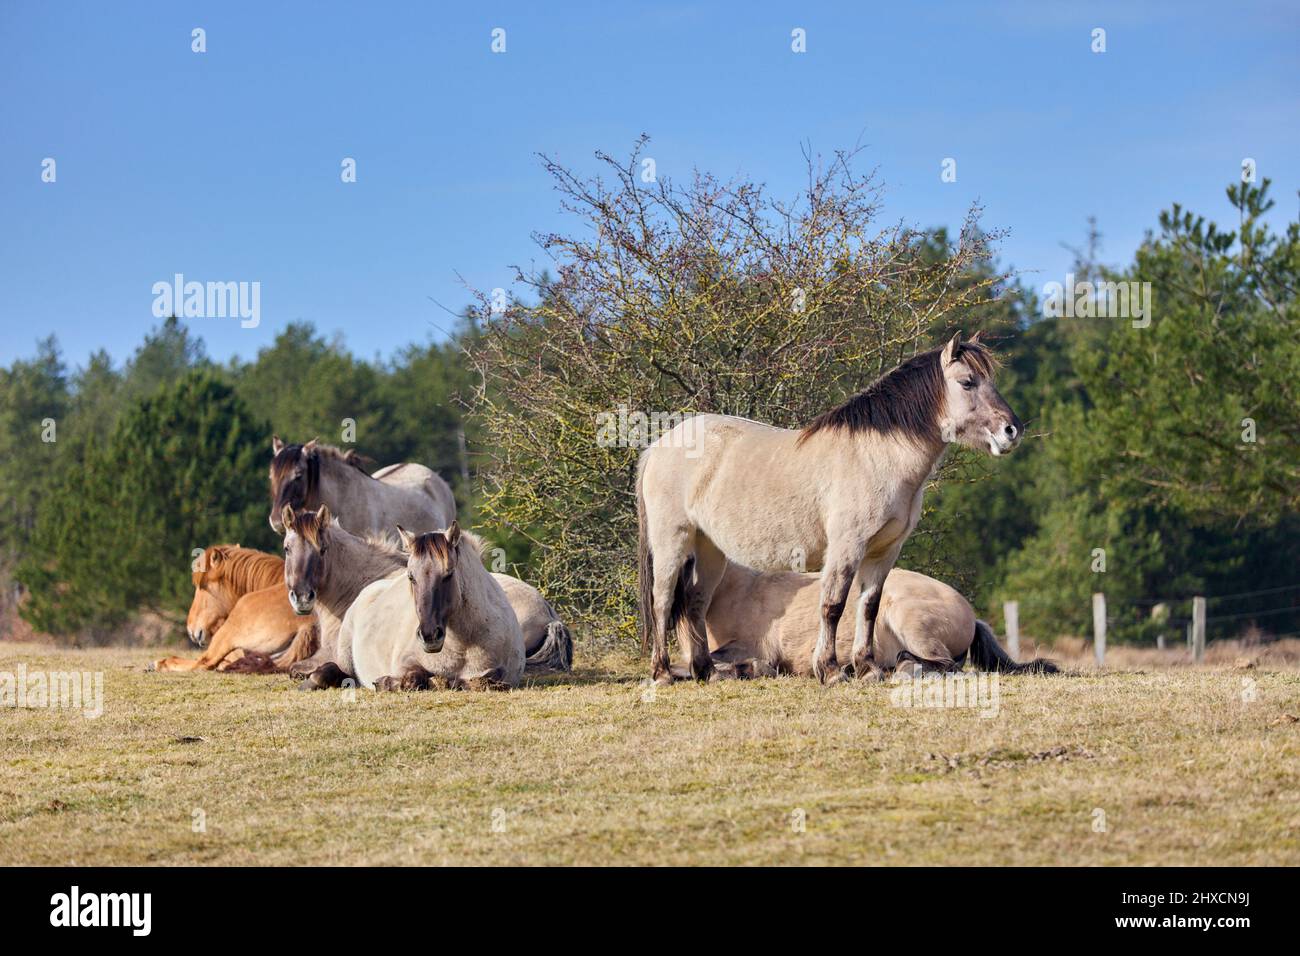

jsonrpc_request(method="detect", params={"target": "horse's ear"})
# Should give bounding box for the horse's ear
[445,521,461,550]
[209,546,227,567]
[280,504,295,530]
[395,525,416,552]
[272,435,284,455]
[304,438,320,454]
[942,332,962,366]
[316,503,332,528]
[968,330,985,346]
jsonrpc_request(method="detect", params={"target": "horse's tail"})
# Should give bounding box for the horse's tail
[969,619,1059,674]
[525,619,574,673]
[637,462,655,651]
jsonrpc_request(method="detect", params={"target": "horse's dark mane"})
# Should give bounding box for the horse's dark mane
[799,340,997,444]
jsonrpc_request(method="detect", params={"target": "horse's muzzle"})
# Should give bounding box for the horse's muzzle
[419,626,445,654]
[188,628,207,648]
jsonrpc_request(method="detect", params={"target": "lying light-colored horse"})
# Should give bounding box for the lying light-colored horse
[493,573,573,673]
[638,332,1022,685]
[152,545,318,673]
[268,437,457,674]
[280,505,564,687]
[705,564,1056,677]
[343,523,525,690]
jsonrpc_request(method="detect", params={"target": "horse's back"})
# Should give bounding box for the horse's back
[642,415,825,569]
[372,462,456,527]
[491,572,557,655]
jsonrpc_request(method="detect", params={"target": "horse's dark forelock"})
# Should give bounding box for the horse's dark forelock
[287,508,328,548]
[270,443,318,508]
[410,532,458,570]
[799,340,998,444]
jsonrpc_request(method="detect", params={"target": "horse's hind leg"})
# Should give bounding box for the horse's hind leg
[647,528,694,685]
[678,535,726,681]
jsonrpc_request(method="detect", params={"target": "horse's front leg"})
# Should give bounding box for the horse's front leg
[297,662,350,691]
[813,559,857,685]
[850,561,892,681]
[374,667,433,692]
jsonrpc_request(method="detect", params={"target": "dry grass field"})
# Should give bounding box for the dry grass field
[2,639,1298,866]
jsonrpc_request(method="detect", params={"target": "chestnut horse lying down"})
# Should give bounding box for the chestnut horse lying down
[152,545,319,673]
[702,564,1056,679]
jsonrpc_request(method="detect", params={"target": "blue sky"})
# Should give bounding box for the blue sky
[2,1,1297,368]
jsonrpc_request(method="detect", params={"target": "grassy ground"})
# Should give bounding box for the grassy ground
[2,640,1298,865]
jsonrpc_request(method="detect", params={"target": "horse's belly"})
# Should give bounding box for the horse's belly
[707,524,827,573]
[687,429,828,571]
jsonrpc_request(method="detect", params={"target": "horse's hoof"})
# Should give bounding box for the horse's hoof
[653,671,675,687]
[815,662,844,685]
[853,658,883,682]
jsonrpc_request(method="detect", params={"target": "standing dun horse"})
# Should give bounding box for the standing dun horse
[268,437,458,674]
[280,505,565,689]
[153,545,318,673]
[638,332,1022,685]
[705,564,1057,678]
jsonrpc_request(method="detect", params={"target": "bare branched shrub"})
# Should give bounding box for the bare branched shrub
[469,138,1004,645]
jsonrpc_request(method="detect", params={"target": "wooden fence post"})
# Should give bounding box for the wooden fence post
[1003,600,1020,658]
[1092,592,1106,667]
[1192,596,1206,663]
[1152,602,1168,651]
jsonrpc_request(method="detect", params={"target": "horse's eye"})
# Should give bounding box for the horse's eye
[961,379,976,390]
[407,572,415,583]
